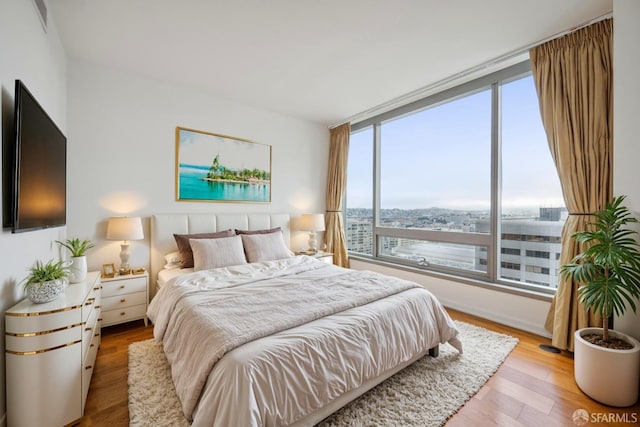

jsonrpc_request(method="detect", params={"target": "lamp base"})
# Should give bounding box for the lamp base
[307,231,318,254]
[119,242,131,275]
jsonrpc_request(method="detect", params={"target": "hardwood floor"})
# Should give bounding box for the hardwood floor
[78,309,639,426]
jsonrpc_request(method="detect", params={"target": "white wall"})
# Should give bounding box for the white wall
[65,60,329,275]
[613,0,640,341]
[0,0,68,425]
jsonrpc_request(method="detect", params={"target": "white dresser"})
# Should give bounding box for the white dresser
[100,272,148,327]
[5,271,101,427]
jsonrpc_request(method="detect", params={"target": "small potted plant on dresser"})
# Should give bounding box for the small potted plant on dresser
[21,259,70,304]
[560,195,640,407]
[56,238,95,283]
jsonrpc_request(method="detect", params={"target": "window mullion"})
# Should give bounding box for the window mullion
[373,123,381,257]
[489,82,501,282]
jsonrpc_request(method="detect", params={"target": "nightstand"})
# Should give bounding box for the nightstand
[297,251,334,264]
[100,272,148,327]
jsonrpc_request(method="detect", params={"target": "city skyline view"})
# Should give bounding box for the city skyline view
[346,75,565,213]
[345,72,567,291]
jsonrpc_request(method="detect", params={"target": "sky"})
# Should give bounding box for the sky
[178,128,271,172]
[346,74,565,212]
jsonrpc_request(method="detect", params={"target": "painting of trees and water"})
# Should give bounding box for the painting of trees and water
[176,127,271,202]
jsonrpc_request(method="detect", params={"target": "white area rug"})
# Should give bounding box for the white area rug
[128,321,518,426]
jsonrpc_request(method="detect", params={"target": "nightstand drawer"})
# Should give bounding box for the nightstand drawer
[102,304,146,325]
[102,291,146,311]
[102,276,146,297]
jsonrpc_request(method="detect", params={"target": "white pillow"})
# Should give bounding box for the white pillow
[241,232,293,263]
[190,235,247,271]
[163,251,182,269]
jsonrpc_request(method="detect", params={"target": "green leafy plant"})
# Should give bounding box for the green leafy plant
[21,259,70,288]
[560,195,640,342]
[56,238,95,257]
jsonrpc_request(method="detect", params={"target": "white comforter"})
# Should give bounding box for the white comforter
[148,256,461,427]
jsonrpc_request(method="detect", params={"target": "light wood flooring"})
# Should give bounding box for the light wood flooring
[78,309,640,426]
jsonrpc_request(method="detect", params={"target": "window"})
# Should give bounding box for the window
[345,127,374,256]
[345,61,565,294]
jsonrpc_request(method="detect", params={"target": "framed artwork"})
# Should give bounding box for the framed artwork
[102,263,115,278]
[176,127,272,203]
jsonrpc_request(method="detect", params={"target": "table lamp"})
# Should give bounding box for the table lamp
[106,216,144,274]
[297,213,325,253]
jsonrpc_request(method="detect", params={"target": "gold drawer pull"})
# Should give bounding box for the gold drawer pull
[90,344,95,348]
[94,333,100,337]
[120,312,126,316]
[97,318,103,322]
[84,301,93,306]
[85,365,93,370]
[93,286,100,291]
[120,298,126,303]
[95,305,101,309]
[85,327,92,331]
[119,285,126,289]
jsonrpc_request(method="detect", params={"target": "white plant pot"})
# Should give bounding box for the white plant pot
[69,255,88,284]
[26,278,67,304]
[574,327,640,407]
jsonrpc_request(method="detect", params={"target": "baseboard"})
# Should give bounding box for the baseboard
[441,297,552,339]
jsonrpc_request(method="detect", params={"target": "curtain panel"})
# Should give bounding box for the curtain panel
[530,18,613,351]
[325,123,350,267]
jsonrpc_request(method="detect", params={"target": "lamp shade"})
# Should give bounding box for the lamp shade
[106,217,144,241]
[297,213,325,232]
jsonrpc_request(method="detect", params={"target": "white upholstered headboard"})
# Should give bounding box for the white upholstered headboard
[150,213,291,296]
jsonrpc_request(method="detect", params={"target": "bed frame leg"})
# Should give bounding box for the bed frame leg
[428,345,439,357]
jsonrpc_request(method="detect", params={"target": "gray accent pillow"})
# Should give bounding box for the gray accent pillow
[173,229,235,268]
[190,236,247,271]
[241,232,292,263]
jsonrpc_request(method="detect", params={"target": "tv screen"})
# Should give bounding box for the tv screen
[3,80,66,233]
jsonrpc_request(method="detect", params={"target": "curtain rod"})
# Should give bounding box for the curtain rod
[329,10,613,129]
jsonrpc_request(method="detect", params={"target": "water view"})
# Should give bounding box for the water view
[178,164,270,202]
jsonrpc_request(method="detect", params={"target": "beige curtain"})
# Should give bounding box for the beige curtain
[530,19,613,351]
[325,123,350,267]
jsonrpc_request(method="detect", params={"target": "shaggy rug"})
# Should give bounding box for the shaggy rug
[128,321,518,426]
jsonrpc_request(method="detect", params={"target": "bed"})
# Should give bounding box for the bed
[148,213,462,426]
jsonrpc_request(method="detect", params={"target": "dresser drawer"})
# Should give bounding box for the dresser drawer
[6,325,82,354]
[82,331,100,409]
[6,307,81,335]
[82,305,99,359]
[102,304,146,326]
[82,283,101,323]
[102,291,146,311]
[102,276,147,298]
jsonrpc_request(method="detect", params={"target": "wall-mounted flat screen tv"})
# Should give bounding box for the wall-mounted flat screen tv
[3,80,66,233]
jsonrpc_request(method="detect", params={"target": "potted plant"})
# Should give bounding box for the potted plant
[560,195,640,407]
[56,238,95,283]
[21,259,70,304]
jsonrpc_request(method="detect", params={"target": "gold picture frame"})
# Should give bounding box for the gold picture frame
[175,126,272,203]
[102,263,116,278]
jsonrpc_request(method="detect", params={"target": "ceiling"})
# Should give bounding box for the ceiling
[50,0,612,126]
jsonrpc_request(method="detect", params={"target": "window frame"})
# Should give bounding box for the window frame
[346,60,558,296]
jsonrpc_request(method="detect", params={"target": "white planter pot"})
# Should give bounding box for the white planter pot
[26,278,67,304]
[574,327,640,407]
[69,255,88,283]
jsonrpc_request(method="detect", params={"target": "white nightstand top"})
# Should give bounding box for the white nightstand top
[101,270,148,282]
